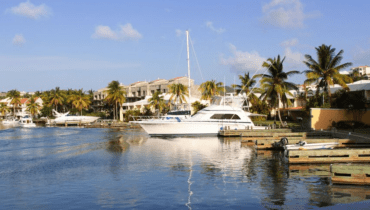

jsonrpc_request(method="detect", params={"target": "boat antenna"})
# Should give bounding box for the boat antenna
[186,30,191,112]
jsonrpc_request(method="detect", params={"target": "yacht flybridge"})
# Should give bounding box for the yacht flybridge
[134,94,266,136]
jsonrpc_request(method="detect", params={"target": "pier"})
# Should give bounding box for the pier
[331,164,370,185]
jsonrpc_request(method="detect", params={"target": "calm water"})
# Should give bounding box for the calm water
[0,125,370,209]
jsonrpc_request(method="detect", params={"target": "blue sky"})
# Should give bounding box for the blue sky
[1,0,370,92]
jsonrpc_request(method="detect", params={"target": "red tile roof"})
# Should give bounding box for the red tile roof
[20,98,28,104]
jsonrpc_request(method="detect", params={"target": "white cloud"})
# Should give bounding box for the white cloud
[7,1,51,20]
[119,23,142,40]
[12,34,26,46]
[283,47,303,68]
[280,38,298,47]
[0,55,140,72]
[261,0,320,29]
[92,23,142,41]
[91,26,117,40]
[175,29,183,37]
[206,21,225,34]
[220,44,266,72]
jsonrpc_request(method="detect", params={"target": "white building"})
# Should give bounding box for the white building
[0,97,43,119]
[350,66,370,78]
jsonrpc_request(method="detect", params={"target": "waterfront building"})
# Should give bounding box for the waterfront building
[92,76,205,120]
[350,66,370,79]
[0,97,43,119]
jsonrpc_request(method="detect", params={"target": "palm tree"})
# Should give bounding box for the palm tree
[232,72,260,108]
[49,87,65,112]
[168,83,189,108]
[256,55,299,125]
[148,91,166,114]
[104,81,126,120]
[303,44,352,105]
[6,89,21,118]
[26,96,41,118]
[0,103,10,118]
[68,89,91,115]
[198,80,225,102]
[191,101,207,115]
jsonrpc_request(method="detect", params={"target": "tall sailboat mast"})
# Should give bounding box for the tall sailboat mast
[186,30,191,111]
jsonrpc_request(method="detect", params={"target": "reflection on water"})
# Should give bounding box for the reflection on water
[0,126,369,209]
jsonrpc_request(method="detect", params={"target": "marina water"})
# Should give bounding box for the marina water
[1,125,369,209]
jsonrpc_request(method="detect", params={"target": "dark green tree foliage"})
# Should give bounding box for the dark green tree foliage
[191,101,207,115]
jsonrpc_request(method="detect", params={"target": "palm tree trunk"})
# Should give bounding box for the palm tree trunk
[278,109,283,126]
[116,101,118,121]
[277,94,284,126]
[112,104,115,120]
[327,83,332,106]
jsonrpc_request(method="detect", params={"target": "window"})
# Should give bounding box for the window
[210,114,241,120]
[143,91,146,96]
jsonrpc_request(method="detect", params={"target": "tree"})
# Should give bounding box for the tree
[0,103,10,118]
[191,101,207,115]
[303,44,352,105]
[232,72,260,107]
[168,83,189,105]
[198,80,225,102]
[256,55,299,125]
[26,96,41,118]
[49,87,65,112]
[68,89,91,115]
[6,89,21,118]
[148,91,166,114]
[105,81,126,120]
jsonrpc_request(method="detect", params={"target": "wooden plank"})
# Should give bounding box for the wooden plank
[331,164,370,185]
[289,164,331,177]
[255,139,370,150]
[218,128,292,136]
[331,186,370,203]
[288,149,370,164]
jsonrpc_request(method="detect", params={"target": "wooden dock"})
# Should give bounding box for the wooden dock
[218,128,292,137]
[331,164,370,185]
[255,139,370,150]
[288,164,331,177]
[288,149,370,164]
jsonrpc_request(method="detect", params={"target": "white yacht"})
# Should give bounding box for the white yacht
[19,115,36,128]
[51,110,100,125]
[134,95,266,136]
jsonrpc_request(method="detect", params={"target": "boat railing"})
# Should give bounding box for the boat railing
[130,116,161,121]
[218,121,254,130]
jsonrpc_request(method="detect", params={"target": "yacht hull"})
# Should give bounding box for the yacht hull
[136,121,262,136]
[54,116,100,125]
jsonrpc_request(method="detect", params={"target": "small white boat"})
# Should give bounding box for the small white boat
[2,117,19,125]
[19,115,36,128]
[284,141,339,150]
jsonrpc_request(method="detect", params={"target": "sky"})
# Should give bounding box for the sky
[1,0,370,92]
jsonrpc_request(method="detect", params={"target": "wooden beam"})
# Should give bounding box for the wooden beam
[288,149,370,164]
[331,164,370,185]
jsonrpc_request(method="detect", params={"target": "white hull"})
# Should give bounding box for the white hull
[285,142,339,150]
[19,123,36,128]
[2,121,19,125]
[137,121,264,136]
[54,116,100,125]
